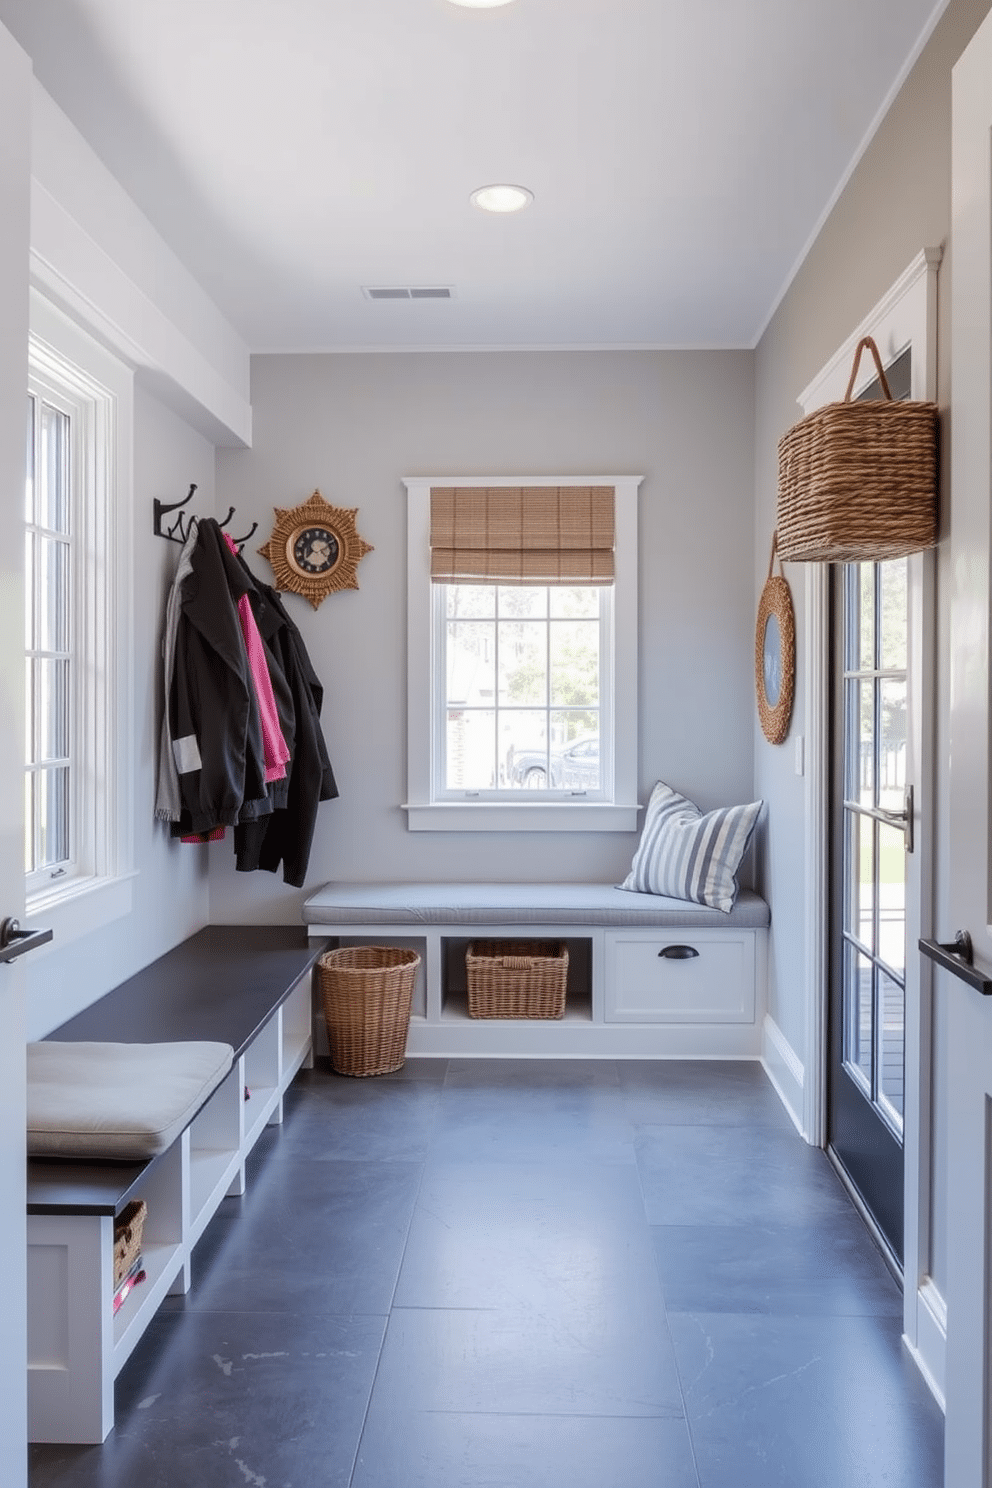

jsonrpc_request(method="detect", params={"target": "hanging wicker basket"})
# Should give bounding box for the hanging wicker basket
[776,336,938,563]
[317,945,419,1077]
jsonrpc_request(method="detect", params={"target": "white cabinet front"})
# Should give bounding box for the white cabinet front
[604,930,755,1023]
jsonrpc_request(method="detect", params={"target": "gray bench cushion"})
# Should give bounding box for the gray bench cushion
[303,881,770,929]
[27,1040,234,1159]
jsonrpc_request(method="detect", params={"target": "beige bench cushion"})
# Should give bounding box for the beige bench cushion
[27,1040,234,1159]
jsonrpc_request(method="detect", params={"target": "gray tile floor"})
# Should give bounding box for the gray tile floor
[29,1058,944,1488]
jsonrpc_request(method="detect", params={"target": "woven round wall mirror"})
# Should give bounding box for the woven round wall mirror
[755,531,795,745]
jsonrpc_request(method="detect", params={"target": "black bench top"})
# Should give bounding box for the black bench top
[27,925,327,1217]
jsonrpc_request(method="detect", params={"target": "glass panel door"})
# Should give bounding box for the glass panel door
[829,554,908,1263]
[844,558,907,1131]
[828,347,912,1267]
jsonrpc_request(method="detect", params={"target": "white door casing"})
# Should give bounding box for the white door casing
[796,248,940,1385]
[944,10,992,1482]
[0,21,32,1488]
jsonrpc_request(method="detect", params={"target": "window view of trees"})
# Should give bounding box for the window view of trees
[443,584,603,792]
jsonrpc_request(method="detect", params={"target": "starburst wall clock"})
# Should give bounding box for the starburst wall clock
[258,491,374,609]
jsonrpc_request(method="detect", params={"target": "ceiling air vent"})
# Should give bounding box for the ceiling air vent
[363,286,455,301]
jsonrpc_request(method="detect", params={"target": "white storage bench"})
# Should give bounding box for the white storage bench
[303,882,770,1059]
[25,925,325,1445]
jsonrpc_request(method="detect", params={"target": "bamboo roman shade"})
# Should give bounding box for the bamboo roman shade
[429,486,615,585]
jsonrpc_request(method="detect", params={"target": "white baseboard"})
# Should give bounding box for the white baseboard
[905,1278,946,1411]
[405,1017,764,1059]
[761,1014,806,1138]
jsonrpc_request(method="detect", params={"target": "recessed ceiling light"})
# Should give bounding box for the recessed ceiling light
[470,184,533,214]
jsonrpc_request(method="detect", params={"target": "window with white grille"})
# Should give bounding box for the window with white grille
[436,581,610,798]
[24,297,133,931]
[404,475,641,832]
[25,386,73,883]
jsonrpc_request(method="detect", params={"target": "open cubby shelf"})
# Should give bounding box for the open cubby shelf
[309,919,767,1061]
[27,928,321,1446]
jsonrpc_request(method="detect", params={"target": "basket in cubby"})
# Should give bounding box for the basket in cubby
[317,945,420,1076]
[466,940,568,1019]
[113,1198,147,1288]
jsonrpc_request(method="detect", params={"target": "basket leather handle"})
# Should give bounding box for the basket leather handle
[767,529,782,579]
[844,335,892,403]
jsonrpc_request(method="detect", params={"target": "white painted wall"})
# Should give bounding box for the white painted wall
[209,349,757,921]
[0,23,32,1488]
[28,83,251,448]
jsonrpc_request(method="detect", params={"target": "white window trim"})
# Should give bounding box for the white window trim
[26,292,135,939]
[403,474,642,832]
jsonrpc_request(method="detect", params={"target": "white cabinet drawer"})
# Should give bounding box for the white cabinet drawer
[604,930,756,1023]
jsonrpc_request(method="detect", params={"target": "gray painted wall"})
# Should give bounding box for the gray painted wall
[754,0,992,1296]
[210,349,756,921]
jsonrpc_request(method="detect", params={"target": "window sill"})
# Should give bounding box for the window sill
[402,802,642,833]
[27,871,136,954]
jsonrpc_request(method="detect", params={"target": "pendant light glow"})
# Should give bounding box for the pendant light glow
[470,183,533,214]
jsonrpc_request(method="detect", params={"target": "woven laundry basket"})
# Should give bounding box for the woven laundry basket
[777,336,938,563]
[466,940,568,1019]
[113,1199,147,1288]
[318,945,419,1077]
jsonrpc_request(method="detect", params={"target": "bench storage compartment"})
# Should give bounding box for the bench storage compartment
[26,926,324,1445]
[304,882,770,1059]
[466,940,569,1019]
[112,1200,146,1289]
[604,929,756,1023]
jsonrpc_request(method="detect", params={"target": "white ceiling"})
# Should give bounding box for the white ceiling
[0,0,947,352]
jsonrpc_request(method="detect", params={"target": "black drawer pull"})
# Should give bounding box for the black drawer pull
[658,945,699,961]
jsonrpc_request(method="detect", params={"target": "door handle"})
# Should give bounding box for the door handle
[919,930,992,995]
[877,784,914,854]
[0,917,53,964]
[658,945,699,960]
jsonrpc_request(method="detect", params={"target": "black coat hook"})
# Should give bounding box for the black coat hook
[153,483,198,545]
[217,507,259,549]
[154,485,256,552]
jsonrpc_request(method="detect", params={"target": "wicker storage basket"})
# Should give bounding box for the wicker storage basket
[113,1199,147,1288]
[318,945,420,1077]
[466,940,568,1019]
[777,336,937,563]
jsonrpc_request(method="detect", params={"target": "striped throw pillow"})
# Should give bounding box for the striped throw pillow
[621,782,763,913]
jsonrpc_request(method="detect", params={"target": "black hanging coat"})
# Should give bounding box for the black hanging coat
[170,519,275,836]
[233,574,338,886]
